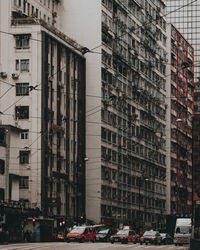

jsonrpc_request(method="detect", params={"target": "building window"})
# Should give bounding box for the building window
[19,151,29,164]
[15,106,29,119]
[21,130,29,139]
[0,160,5,175]
[15,35,30,49]
[16,83,29,96]
[0,128,6,146]
[23,0,26,13]
[21,59,29,72]
[27,3,30,15]
[0,189,5,201]
[57,182,61,193]
[19,176,29,189]
[16,60,19,71]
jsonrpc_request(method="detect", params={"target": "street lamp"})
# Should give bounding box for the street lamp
[138,175,149,235]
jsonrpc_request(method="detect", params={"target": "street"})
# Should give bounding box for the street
[0,242,189,250]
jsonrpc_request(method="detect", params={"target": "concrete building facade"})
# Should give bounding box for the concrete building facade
[166,24,194,232]
[0,0,86,238]
[63,0,168,231]
[166,1,200,240]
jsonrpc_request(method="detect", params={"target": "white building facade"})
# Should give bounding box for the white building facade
[0,0,86,239]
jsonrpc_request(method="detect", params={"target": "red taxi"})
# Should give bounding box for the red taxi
[110,228,137,244]
[66,226,96,243]
[140,230,162,245]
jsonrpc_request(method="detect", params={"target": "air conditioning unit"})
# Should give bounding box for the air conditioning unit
[52,11,57,18]
[0,72,7,78]
[48,76,53,82]
[102,81,106,88]
[58,81,64,88]
[12,73,19,80]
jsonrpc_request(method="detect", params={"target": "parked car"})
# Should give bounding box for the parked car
[140,230,162,245]
[66,226,96,243]
[56,232,65,241]
[92,224,107,233]
[160,233,173,244]
[135,233,140,243]
[110,229,137,244]
[96,228,114,242]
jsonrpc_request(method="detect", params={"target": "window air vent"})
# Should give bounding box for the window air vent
[0,72,7,78]
[12,73,19,80]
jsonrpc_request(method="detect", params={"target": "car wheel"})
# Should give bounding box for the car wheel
[79,238,85,243]
[66,239,70,243]
[140,242,143,245]
[111,240,114,244]
[175,243,177,246]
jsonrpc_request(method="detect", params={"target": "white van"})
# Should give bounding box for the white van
[174,218,191,246]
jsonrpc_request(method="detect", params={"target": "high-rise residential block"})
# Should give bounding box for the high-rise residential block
[63,0,167,231]
[166,23,194,232]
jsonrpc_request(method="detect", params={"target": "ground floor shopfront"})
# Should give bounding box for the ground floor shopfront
[0,203,54,243]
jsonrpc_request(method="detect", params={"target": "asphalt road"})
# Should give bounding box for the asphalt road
[0,242,190,250]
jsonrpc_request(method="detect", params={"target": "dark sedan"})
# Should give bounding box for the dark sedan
[96,228,114,242]
[160,233,173,244]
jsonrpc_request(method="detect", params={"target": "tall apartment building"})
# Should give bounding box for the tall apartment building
[166,24,194,232]
[63,0,168,231]
[166,0,200,234]
[166,0,200,81]
[0,0,86,238]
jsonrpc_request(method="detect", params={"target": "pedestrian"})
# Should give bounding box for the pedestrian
[5,230,9,243]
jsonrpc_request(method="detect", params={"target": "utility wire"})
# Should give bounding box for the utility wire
[0,24,82,53]
[0,1,196,55]
[90,0,197,52]
[0,58,196,103]
[0,7,194,150]
[1,63,68,113]
[0,85,13,99]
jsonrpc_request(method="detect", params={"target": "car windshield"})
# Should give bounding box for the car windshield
[116,230,129,235]
[143,231,156,236]
[98,229,109,234]
[70,227,85,233]
[176,226,191,234]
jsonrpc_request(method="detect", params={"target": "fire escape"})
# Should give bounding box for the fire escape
[170,26,194,217]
